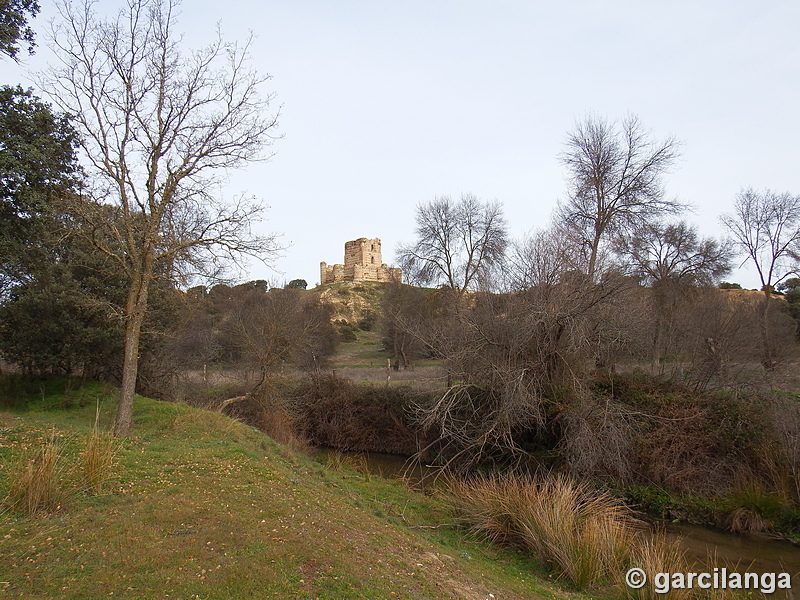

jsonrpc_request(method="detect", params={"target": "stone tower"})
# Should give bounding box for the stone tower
[320,237,401,284]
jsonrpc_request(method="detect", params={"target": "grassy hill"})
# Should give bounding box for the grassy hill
[0,383,590,600]
[314,281,445,387]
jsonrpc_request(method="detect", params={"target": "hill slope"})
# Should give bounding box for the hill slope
[0,388,584,600]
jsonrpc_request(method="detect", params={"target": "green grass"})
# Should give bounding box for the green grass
[1,384,595,599]
[331,329,390,368]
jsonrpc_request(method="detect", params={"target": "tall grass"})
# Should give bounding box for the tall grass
[80,429,116,494]
[444,472,639,589]
[444,473,760,598]
[5,435,69,514]
[625,534,692,600]
[4,429,117,515]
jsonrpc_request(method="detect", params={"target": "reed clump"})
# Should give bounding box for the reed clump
[5,435,69,514]
[80,429,116,494]
[444,472,759,598]
[444,472,639,589]
[625,534,692,600]
[4,429,117,515]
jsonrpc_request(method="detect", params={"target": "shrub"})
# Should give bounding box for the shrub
[335,320,358,342]
[290,374,421,455]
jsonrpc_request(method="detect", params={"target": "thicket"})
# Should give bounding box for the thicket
[377,271,800,535]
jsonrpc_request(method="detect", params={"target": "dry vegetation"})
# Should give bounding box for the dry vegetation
[4,428,116,515]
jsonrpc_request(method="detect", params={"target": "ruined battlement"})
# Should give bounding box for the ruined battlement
[320,237,401,285]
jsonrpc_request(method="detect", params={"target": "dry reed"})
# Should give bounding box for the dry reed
[444,472,639,589]
[80,429,116,494]
[625,534,692,600]
[5,435,69,514]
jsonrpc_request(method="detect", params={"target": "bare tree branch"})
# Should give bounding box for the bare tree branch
[558,114,683,282]
[397,193,507,293]
[42,0,282,435]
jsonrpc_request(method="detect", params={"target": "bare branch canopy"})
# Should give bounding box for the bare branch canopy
[558,114,683,281]
[43,0,282,435]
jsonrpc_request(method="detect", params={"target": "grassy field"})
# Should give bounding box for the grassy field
[0,383,597,600]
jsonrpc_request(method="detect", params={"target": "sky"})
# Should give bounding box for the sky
[2,1,799,288]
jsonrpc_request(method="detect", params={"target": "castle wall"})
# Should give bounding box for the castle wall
[321,237,401,284]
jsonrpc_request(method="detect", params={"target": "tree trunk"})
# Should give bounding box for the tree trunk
[114,305,145,436]
[114,256,154,437]
[587,226,602,283]
[760,291,776,371]
[652,317,662,375]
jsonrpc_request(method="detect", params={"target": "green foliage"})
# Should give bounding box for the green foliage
[0,86,80,289]
[335,319,358,342]
[718,281,742,289]
[284,278,307,290]
[0,270,122,375]
[0,209,181,384]
[356,310,377,331]
[777,277,800,338]
[625,484,674,518]
[0,0,39,58]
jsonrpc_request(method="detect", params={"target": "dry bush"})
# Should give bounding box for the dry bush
[409,275,632,470]
[764,394,800,502]
[5,435,70,514]
[289,375,420,454]
[639,403,738,496]
[584,374,775,496]
[238,394,310,452]
[560,392,639,481]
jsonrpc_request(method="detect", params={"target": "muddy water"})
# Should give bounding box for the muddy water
[318,449,800,590]
[665,523,800,581]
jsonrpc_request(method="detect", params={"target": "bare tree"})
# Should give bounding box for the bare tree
[721,188,800,370]
[226,287,336,385]
[618,220,732,372]
[399,223,631,470]
[397,193,507,293]
[44,0,281,435]
[506,222,588,290]
[558,114,683,281]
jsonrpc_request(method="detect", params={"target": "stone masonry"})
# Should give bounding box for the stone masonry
[320,237,401,284]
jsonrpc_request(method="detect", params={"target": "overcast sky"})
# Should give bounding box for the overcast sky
[3,1,799,288]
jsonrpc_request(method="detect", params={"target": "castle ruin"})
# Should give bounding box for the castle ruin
[320,237,401,285]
